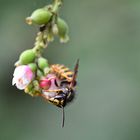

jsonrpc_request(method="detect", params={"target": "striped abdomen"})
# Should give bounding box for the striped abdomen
[50,64,73,82]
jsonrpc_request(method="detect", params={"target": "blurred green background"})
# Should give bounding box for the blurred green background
[0,0,140,139]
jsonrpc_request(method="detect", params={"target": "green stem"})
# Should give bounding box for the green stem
[52,0,62,14]
[33,31,47,57]
[33,0,63,56]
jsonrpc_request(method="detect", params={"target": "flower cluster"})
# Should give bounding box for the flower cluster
[13,53,62,97]
[12,0,69,97]
[26,1,69,43]
[13,50,53,96]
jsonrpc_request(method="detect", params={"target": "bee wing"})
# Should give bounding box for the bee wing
[69,59,79,88]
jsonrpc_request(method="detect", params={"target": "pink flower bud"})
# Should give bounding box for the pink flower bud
[39,78,51,90]
[39,74,59,90]
[41,74,60,98]
[12,65,34,90]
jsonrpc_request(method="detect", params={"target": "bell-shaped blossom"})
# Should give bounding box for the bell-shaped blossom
[12,65,34,90]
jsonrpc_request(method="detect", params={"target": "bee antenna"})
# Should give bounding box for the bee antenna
[70,59,79,88]
[61,106,65,128]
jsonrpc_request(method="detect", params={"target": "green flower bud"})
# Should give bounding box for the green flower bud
[44,5,53,11]
[28,90,40,97]
[28,91,34,97]
[24,83,33,93]
[47,33,54,42]
[19,49,35,65]
[28,63,37,72]
[32,91,40,96]
[38,57,49,70]
[39,42,45,48]
[57,18,69,37]
[60,34,69,43]
[33,80,40,91]
[37,69,44,78]
[43,67,50,75]
[27,8,52,25]
[52,24,58,35]
[14,60,21,66]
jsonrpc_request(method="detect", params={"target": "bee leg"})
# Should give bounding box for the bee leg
[44,89,63,93]
[54,79,59,87]
[53,94,65,99]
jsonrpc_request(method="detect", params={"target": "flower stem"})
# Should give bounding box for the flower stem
[52,0,62,14]
[33,0,63,57]
[33,29,48,57]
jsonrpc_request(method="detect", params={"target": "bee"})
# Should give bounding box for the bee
[40,59,79,127]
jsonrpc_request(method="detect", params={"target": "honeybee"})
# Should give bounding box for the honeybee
[40,59,79,127]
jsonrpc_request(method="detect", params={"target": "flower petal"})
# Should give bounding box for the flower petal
[12,65,34,90]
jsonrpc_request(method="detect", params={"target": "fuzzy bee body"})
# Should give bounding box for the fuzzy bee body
[47,86,75,108]
[41,59,79,127]
[49,62,78,108]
